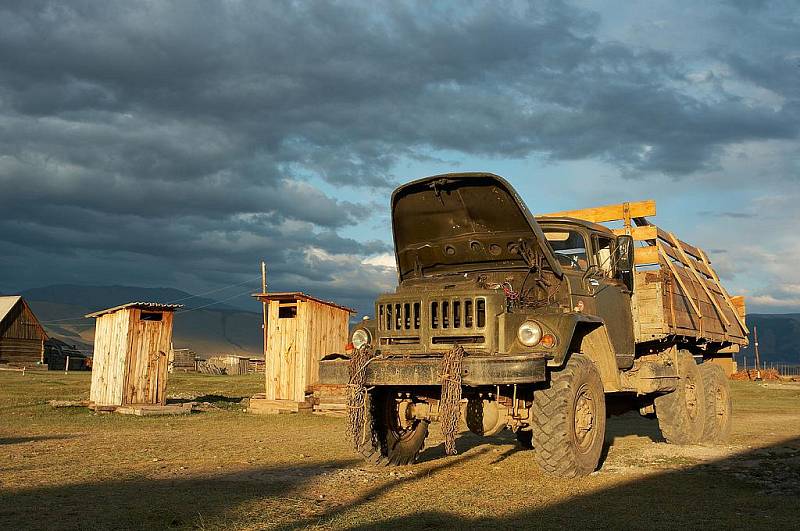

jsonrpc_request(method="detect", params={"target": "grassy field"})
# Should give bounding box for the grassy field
[1,372,799,530]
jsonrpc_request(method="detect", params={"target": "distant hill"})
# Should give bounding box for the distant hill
[21,284,240,313]
[740,314,800,366]
[12,285,800,366]
[19,284,262,358]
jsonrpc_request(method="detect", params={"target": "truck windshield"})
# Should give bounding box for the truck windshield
[544,230,588,271]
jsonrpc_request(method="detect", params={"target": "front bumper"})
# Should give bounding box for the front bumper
[319,354,547,386]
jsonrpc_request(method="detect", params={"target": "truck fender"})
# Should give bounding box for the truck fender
[549,316,621,392]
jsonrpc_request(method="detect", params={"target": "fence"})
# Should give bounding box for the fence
[737,357,800,377]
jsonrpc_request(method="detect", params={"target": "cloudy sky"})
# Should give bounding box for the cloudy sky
[1,0,798,316]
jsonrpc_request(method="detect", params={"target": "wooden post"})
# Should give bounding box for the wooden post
[753,326,762,381]
[65,355,70,374]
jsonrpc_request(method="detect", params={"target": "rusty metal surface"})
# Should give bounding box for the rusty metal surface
[319,354,547,386]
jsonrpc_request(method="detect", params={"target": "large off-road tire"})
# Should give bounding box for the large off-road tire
[530,354,606,477]
[655,351,706,445]
[357,388,429,466]
[700,363,732,443]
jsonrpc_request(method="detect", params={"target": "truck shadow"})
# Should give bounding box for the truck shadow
[3,434,797,529]
[418,409,664,466]
[336,436,800,530]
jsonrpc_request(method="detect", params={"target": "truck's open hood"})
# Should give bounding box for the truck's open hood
[391,173,563,281]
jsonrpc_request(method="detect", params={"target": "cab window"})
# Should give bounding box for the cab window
[544,230,588,271]
[594,235,615,278]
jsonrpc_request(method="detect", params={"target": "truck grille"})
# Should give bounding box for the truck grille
[377,297,487,332]
[376,295,492,351]
[430,298,486,330]
[378,301,421,331]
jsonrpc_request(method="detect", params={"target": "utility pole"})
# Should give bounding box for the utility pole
[753,325,762,382]
[261,260,268,366]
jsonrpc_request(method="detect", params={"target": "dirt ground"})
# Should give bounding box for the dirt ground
[1,372,799,530]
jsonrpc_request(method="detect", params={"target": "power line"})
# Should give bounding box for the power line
[176,288,255,314]
[39,275,261,324]
[164,275,261,304]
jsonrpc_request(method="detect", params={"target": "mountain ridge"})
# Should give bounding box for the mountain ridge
[11,284,800,366]
[17,284,263,358]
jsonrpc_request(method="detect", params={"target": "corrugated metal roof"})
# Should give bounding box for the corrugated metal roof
[85,302,184,318]
[251,292,355,313]
[0,295,22,323]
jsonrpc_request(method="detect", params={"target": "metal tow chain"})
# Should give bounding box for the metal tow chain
[440,344,464,455]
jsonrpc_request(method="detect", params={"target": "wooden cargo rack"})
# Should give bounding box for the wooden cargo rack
[542,200,748,346]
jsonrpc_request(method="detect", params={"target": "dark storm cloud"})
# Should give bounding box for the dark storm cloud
[0,0,797,312]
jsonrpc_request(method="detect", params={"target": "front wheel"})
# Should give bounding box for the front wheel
[530,354,606,477]
[356,388,429,466]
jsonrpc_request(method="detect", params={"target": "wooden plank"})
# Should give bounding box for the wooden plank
[730,296,746,319]
[698,250,750,335]
[541,200,656,224]
[657,242,703,330]
[265,301,280,400]
[612,225,657,240]
[666,231,731,329]
[656,227,703,261]
[634,245,659,265]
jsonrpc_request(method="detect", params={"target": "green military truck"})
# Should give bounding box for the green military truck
[319,173,748,477]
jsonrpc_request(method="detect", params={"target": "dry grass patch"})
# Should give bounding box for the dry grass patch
[1,374,799,529]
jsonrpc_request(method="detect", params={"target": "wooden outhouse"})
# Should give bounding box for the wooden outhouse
[86,302,181,407]
[0,296,48,367]
[251,292,353,410]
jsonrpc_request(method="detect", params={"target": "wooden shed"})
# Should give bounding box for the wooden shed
[206,354,250,375]
[86,302,182,407]
[169,348,197,373]
[0,296,48,367]
[251,292,353,411]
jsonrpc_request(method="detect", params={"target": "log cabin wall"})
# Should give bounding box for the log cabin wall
[0,297,47,366]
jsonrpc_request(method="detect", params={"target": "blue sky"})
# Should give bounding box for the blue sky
[0,0,797,316]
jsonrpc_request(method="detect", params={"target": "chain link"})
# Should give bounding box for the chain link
[440,344,464,455]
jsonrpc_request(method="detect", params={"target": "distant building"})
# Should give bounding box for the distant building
[44,338,91,371]
[0,296,48,367]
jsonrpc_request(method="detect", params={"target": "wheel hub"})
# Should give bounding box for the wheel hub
[684,379,699,420]
[396,399,415,431]
[574,385,595,448]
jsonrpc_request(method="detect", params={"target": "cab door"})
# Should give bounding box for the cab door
[588,234,635,367]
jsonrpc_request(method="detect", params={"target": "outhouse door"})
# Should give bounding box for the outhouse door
[266,300,302,402]
[123,311,169,405]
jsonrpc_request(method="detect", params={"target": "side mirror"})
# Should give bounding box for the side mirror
[617,235,634,274]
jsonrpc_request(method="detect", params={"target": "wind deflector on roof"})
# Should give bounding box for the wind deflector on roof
[390,173,563,281]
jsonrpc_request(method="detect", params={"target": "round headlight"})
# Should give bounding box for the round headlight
[352,328,371,349]
[517,321,543,347]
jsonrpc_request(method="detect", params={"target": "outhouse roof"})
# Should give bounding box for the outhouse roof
[251,292,355,314]
[85,302,184,318]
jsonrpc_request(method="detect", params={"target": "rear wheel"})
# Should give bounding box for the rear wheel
[655,351,706,444]
[356,388,429,466]
[700,363,732,443]
[530,354,606,477]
